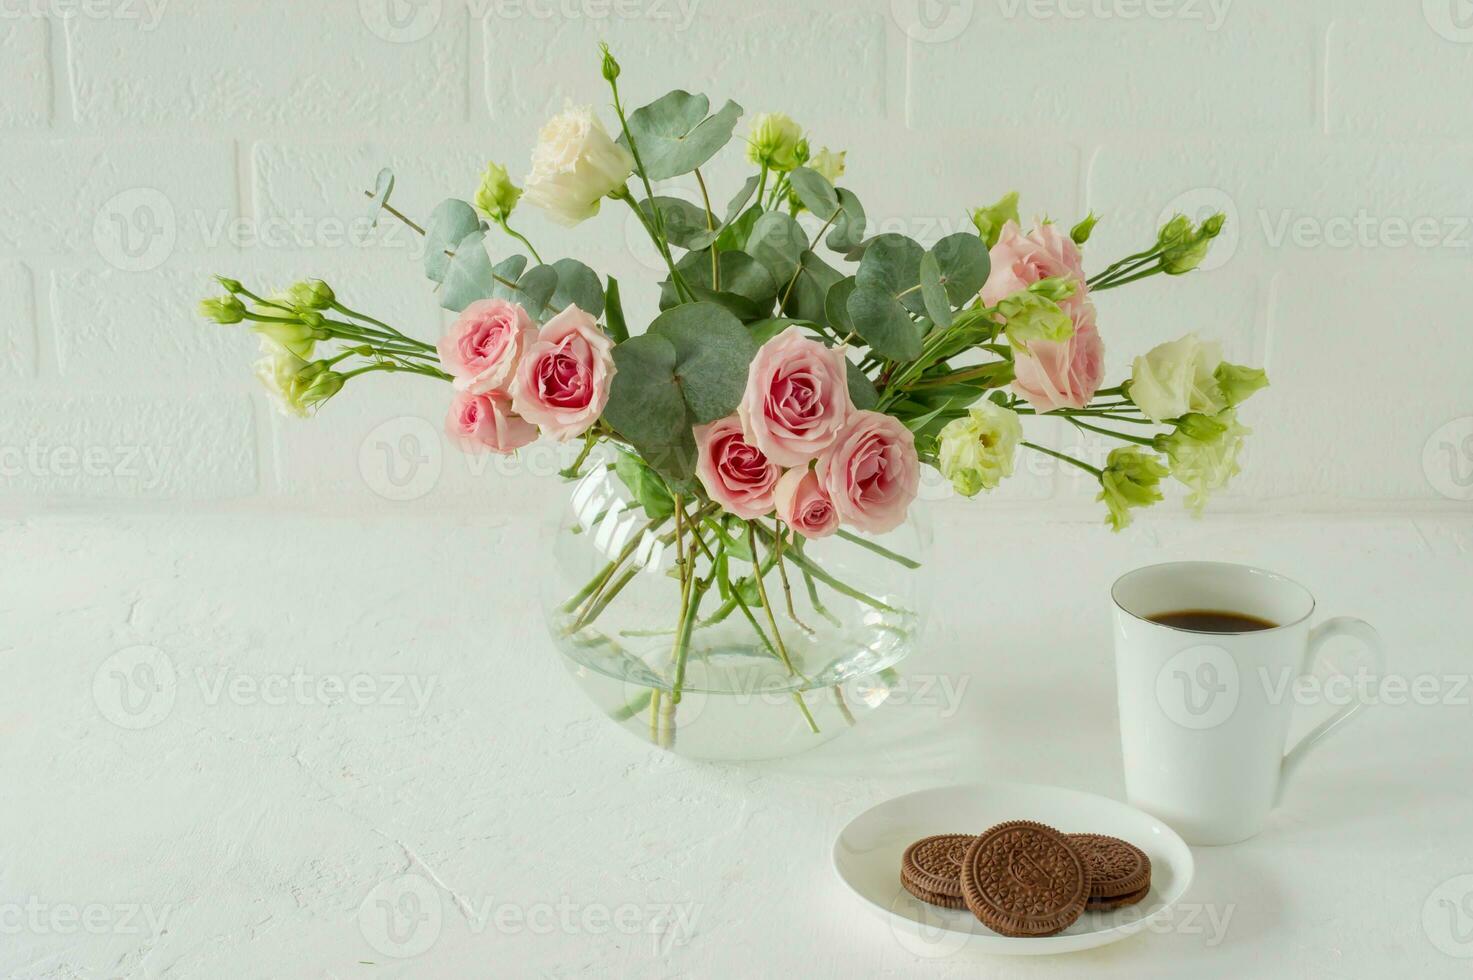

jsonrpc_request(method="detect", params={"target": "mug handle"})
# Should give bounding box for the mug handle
[1276,617,1386,804]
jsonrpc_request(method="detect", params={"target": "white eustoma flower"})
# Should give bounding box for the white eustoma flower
[1128,333,1226,422]
[937,401,1023,497]
[523,102,634,227]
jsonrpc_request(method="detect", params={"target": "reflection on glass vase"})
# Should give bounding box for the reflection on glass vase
[542,457,931,761]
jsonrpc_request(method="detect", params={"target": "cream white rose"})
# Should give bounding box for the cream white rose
[1128,333,1226,422]
[523,102,634,227]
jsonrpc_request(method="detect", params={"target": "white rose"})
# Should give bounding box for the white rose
[522,101,634,227]
[1128,333,1226,422]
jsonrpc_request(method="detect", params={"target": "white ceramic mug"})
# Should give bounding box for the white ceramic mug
[1111,561,1385,846]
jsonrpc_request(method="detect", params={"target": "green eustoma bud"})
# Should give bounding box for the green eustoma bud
[1215,362,1269,406]
[214,275,243,294]
[286,279,335,311]
[599,42,620,82]
[1070,212,1099,245]
[474,160,522,222]
[997,289,1074,352]
[1098,446,1168,531]
[970,191,1020,249]
[198,294,246,325]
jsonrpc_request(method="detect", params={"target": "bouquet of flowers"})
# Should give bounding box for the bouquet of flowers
[199,47,1266,754]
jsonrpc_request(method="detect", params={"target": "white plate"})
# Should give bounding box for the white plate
[832,782,1195,956]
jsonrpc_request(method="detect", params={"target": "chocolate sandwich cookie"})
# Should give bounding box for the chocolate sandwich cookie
[1086,884,1150,912]
[1066,833,1151,902]
[900,834,975,905]
[900,875,968,910]
[959,820,1090,937]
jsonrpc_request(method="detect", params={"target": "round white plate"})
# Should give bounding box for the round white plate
[832,782,1195,956]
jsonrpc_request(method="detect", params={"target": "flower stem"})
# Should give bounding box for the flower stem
[834,528,922,569]
[1067,417,1158,446]
[498,219,544,264]
[1023,440,1102,478]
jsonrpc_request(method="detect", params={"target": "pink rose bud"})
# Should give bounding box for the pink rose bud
[737,325,853,467]
[817,410,920,535]
[445,390,537,455]
[510,304,616,441]
[980,219,1087,308]
[694,415,781,520]
[1010,298,1105,412]
[773,466,839,539]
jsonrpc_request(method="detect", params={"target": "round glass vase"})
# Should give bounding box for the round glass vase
[542,461,931,761]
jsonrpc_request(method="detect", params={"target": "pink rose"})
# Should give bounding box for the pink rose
[737,326,853,467]
[980,220,1086,307]
[774,467,839,539]
[437,298,535,394]
[694,415,781,519]
[1011,298,1106,412]
[510,303,615,441]
[817,410,919,535]
[445,390,537,455]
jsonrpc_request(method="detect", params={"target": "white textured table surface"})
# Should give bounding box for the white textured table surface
[4,510,1471,978]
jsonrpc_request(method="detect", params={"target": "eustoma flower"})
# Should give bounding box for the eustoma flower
[523,102,634,227]
[817,410,920,535]
[937,401,1023,497]
[1010,300,1105,412]
[511,304,615,440]
[445,390,537,455]
[694,416,781,520]
[1128,333,1226,422]
[1154,410,1249,513]
[774,467,839,539]
[437,298,535,395]
[738,326,853,467]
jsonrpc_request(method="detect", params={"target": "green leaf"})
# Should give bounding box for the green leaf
[424,199,482,284]
[931,232,991,306]
[662,250,777,320]
[366,167,395,228]
[746,318,822,346]
[516,264,558,314]
[846,360,880,410]
[438,229,496,311]
[550,258,604,317]
[714,205,762,252]
[620,90,743,181]
[826,188,867,255]
[613,450,674,519]
[603,334,697,484]
[783,249,842,326]
[489,255,528,301]
[825,277,857,336]
[641,196,714,250]
[856,233,926,315]
[847,282,922,360]
[647,302,757,423]
[918,251,953,328]
[787,167,839,219]
[724,176,760,223]
[604,276,629,343]
[746,211,806,286]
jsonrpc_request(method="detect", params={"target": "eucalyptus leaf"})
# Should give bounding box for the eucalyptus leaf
[715,205,762,252]
[648,302,758,423]
[489,255,529,301]
[787,167,839,219]
[932,232,991,306]
[746,317,820,345]
[641,196,714,250]
[424,199,482,283]
[516,264,558,315]
[856,233,925,315]
[825,277,857,336]
[826,188,867,254]
[724,175,760,222]
[620,90,743,181]
[662,250,777,319]
[366,167,395,228]
[846,282,922,360]
[550,258,605,317]
[438,229,496,311]
[918,251,953,328]
[603,334,697,484]
[782,249,842,326]
[604,276,629,343]
[746,211,806,286]
[846,360,880,410]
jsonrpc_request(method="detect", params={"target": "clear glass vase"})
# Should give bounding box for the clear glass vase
[542,458,932,760]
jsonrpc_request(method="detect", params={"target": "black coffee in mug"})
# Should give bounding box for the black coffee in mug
[1146,609,1278,633]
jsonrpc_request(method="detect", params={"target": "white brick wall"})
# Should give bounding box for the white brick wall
[1,0,1470,516]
